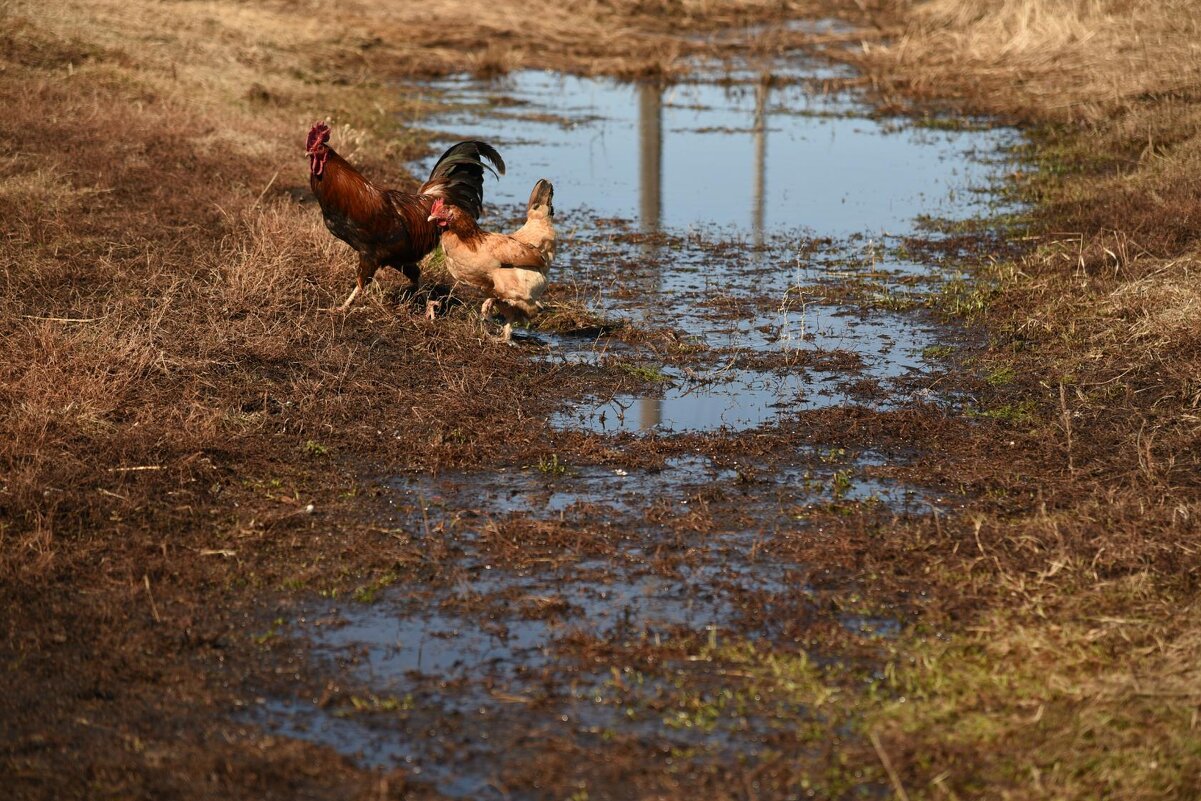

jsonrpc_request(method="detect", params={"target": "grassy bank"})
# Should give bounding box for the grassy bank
[840,2,1201,798]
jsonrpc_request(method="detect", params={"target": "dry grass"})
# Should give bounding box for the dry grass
[862,0,1201,122]
[0,2,652,796]
[5,0,1201,798]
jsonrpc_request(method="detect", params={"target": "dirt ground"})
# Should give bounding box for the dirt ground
[3,0,1201,799]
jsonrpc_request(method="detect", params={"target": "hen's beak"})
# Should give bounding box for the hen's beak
[427,214,439,223]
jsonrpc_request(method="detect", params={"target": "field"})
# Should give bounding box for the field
[3,0,1200,799]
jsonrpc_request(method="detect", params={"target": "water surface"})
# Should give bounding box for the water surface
[423,70,1013,236]
[417,68,1014,432]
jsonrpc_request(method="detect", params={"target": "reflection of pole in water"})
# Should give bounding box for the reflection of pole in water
[639,393,663,431]
[638,81,663,430]
[638,82,663,236]
[752,76,768,247]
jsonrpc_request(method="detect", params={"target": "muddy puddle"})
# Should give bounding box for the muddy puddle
[416,68,1014,432]
[256,33,1019,798]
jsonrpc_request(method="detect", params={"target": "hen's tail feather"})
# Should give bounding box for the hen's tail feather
[419,141,506,220]
[526,179,554,218]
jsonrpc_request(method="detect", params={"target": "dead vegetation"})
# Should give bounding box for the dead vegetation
[0,2,625,796]
[821,2,1201,799]
[861,0,1201,122]
[4,0,1201,798]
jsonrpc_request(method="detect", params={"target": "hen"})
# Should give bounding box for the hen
[306,122,505,310]
[428,182,555,340]
[509,179,555,264]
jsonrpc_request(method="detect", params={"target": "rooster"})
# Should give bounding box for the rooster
[428,183,554,340]
[305,122,505,310]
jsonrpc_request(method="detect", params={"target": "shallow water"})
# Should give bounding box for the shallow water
[391,451,939,520]
[416,69,1016,433]
[260,447,947,792]
[423,70,1013,236]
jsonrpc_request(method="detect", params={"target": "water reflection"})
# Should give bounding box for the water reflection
[639,82,664,431]
[638,82,662,237]
[421,71,1015,234]
[419,70,1019,434]
[752,76,768,246]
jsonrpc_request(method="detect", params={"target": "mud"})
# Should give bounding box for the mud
[252,44,1019,800]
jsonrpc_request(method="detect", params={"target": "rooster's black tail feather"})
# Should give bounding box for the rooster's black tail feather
[420,141,505,219]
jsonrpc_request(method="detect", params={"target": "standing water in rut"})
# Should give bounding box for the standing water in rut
[258,45,1020,799]
[422,69,1015,432]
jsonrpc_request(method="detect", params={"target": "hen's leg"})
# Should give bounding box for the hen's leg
[507,299,539,319]
[486,299,522,342]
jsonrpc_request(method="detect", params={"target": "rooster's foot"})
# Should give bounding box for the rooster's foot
[318,284,362,313]
[424,299,441,321]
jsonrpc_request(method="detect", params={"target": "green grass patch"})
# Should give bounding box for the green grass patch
[974,399,1036,423]
[617,362,669,383]
[984,364,1016,385]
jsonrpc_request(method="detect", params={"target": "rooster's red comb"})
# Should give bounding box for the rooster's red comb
[306,121,331,152]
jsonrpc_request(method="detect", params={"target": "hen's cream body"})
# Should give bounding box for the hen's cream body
[440,227,549,318]
[509,179,556,265]
[429,187,554,338]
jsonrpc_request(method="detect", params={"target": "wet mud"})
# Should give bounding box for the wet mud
[255,41,1020,799]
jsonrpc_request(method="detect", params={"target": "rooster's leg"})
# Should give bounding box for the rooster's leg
[400,263,420,291]
[333,256,379,311]
[319,276,363,312]
[334,282,362,311]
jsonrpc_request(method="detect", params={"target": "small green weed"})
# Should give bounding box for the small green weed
[353,570,399,604]
[938,276,995,317]
[820,448,847,464]
[253,617,286,645]
[831,469,855,499]
[922,344,957,360]
[537,454,567,476]
[618,362,668,382]
[985,365,1016,385]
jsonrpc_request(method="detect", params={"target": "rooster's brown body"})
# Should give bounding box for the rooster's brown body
[306,123,504,309]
